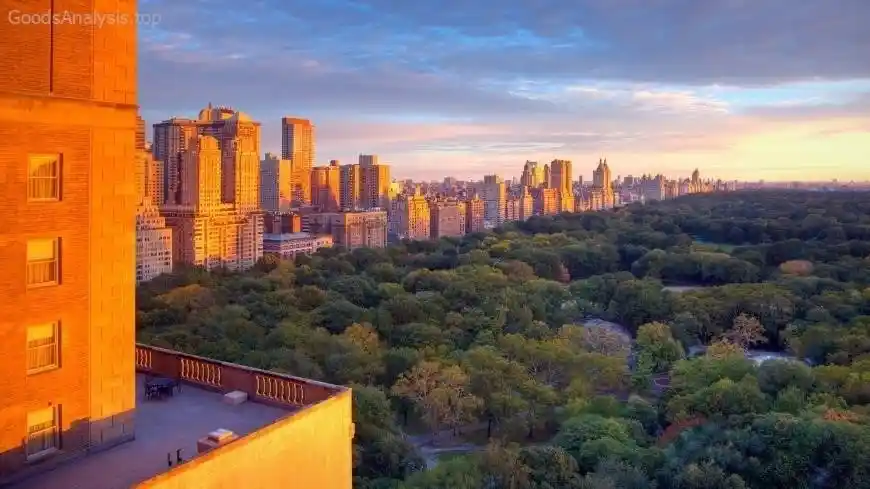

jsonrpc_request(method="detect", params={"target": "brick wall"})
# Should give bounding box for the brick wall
[0,0,138,480]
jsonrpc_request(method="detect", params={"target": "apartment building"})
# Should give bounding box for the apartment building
[307,211,388,249]
[263,232,333,258]
[0,1,353,488]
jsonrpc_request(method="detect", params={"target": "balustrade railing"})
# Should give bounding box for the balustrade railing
[135,347,152,370]
[180,357,222,387]
[134,344,341,410]
[255,374,305,406]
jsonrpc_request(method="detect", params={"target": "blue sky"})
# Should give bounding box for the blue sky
[137,0,870,181]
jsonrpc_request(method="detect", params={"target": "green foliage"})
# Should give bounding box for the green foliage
[136,191,870,487]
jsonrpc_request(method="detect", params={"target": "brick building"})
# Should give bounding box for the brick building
[307,211,388,249]
[0,0,140,479]
[0,1,353,488]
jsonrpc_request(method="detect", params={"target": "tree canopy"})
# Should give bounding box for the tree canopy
[137,190,870,488]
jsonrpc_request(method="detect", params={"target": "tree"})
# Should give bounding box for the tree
[392,361,482,435]
[724,314,766,349]
[635,322,685,374]
[462,346,531,437]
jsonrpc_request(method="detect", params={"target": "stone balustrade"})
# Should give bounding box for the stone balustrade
[135,344,341,408]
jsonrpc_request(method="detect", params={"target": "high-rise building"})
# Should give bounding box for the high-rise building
[429,199,467,238]
[0,0,139,478]
[475,175,506,227]
[358,154,379,167]
[268,212,303,234]
[164,135,263,271]
[339,163,362,209]
[153,104,261,208]
[280,118,315,204]
[505,187,535,221]
[282,117,315,168]
[550,159,572,194]
[307,211,388,249]
[531,187,560,216]
[260,153,294,213]
[135,151,173,283]
[360,156,391,210]
[223,132,260,213]
[465,193,485,233]
[390,187,430,240]
[592,158,615,207]
[152,119,197,205]
[136,114,146,152]
[0,3,352,488]
[521,161,545,187]
[311,161,341,212]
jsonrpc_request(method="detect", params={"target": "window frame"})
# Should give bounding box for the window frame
[26,322,60,375]
[26,154,62,202]
[25,238,61,288]
[25,406,60,461]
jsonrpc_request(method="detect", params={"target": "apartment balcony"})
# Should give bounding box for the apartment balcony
[10,345,353,489]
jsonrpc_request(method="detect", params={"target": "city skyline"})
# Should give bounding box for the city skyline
[137,0,869,182]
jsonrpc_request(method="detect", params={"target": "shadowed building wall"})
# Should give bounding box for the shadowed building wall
[0,0,138,480]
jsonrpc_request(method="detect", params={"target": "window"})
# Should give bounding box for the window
[27,155,61,201]
[27,323,59,374]
[26,406,59,460]
[26,238,60,287]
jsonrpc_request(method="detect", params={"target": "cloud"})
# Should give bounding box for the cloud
[136,0,870,180]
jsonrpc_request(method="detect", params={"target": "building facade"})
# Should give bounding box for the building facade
[0,2,354,488]
[0,0,138,478]
[465,194,485,233]
[163,135,263,271]
[135,151,172,283]
[307,211,388,249]
[390,188,430,240]
[359,157,391,210]
[311,161,340,212]
[260,153,293,213]
[475,175,506,227]
[339,163,362,209]
[429,199,467,238]
[263,232,333,258]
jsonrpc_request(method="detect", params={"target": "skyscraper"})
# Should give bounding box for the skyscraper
[465,193,486,233]
[281,118,315,203]
[260,153,294,213]
[135,151,173,283]
[390,187,430,240]
[359,154,380,167]
[475,175,506,227]
[153,104,261,208]
[311,161,341,212]
[550,159,572,194]
[359,155,391,210]
[339,163,362,209]
[136,114,146,152]
[282,117,315,169]
[164,134,263,271]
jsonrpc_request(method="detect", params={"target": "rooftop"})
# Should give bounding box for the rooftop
[10,345,346,489]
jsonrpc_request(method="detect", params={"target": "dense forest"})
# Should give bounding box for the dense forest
[137,190,870,489]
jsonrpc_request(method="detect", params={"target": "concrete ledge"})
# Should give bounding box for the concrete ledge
[223,391,248,406]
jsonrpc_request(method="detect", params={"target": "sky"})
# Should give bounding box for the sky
[138,0,870,182]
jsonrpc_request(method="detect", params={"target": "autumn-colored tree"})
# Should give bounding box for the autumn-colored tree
[391,361,482,434]
[725,313,766,349]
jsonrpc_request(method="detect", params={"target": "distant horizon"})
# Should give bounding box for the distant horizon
[138,0,869,182]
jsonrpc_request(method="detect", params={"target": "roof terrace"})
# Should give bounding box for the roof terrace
[10,345,348,489]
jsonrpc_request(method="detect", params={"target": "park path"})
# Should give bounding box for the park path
[405,422,489,469]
